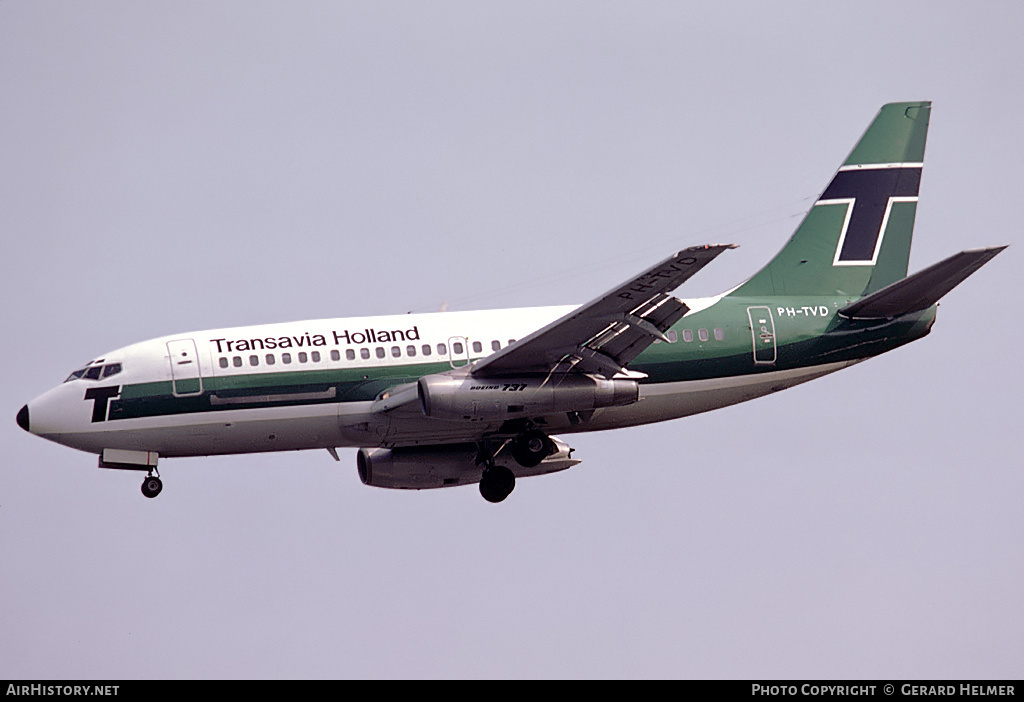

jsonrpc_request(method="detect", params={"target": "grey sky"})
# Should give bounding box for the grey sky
[2,1,1021,678]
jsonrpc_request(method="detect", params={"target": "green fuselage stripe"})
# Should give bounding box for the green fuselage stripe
[100,298,935,423]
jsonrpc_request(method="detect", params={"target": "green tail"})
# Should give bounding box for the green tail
[730,101,931,298]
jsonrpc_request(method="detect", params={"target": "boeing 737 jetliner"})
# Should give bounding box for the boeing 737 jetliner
[17,102,1005,502]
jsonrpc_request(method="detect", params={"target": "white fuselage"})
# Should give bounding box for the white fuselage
[22,300,852,459]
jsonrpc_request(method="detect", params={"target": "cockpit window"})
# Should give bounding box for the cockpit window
[64,362,123,382]
[64,368,88,383]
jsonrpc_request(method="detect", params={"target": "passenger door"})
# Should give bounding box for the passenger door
[746,307,777,365]
[167,339,203,395]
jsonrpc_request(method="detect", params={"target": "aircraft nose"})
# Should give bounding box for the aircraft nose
[17,404,30,432]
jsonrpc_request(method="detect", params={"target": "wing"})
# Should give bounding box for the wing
[471,245,736,379]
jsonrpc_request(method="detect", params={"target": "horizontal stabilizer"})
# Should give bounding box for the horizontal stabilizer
[838,246,1007,319]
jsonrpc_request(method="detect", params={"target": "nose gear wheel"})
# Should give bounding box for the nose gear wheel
[141,472,163,499]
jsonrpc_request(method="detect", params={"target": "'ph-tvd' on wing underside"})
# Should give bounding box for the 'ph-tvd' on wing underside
[471,245,736,379]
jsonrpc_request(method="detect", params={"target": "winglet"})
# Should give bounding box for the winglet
[838,245,1007,319]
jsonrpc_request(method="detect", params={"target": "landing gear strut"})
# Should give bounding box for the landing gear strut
[141,471,163,499]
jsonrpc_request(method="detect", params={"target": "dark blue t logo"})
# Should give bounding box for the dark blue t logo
[85,386,121,423]
[819,166,921,264]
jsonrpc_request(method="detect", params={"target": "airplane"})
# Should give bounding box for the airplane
[16,101,1006,503]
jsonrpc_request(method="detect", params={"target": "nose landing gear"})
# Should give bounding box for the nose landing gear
[98,450,163,499]
[141,471,163,499]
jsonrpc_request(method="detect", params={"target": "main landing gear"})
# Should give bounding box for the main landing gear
[477,429,554,503]
[479,464,516,504]
[510,429,553,469]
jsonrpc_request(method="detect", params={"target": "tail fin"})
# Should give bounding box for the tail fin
[729,101,931,298]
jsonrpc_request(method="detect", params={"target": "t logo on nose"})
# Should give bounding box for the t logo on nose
[84,386,121,423]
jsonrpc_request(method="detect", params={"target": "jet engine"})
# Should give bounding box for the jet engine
[417,373,638,421]
[357,437,579,490]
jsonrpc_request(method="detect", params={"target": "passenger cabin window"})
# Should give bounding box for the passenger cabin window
[219,358,229,369]
[407,345,416,357]
[422,344,431,356]
[250,355,259,366]
[391,346,400,358]
[266,354,275,365]
[667,331,678,343]
[298,352,308,363]
[472,341,482,353]
[438,343,447,355]
[491,340,501,351]
[375,347,385,359]
[233,356,243,367]
[331,350,341,361]
[683,330,693,342]
[452,342,463,354]
[361,348,370,360]
[311,351,321,362]
[347,349,356,361]
[282,353,292,364]
[698,329,709,342]
[714,328,724,341]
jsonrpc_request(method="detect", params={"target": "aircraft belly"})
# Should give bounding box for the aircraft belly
[51,404,350,457]
[559,360,857,432]
[341,401,499,448]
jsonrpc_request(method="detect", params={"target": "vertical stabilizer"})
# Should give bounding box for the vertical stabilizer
[729,102,931,298]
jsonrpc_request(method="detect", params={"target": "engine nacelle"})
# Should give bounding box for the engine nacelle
[357,437,579,490]
[417,373,638,421]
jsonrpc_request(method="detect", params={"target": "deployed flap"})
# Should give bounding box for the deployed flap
[838,245,1006,319]
[472,245,735,378]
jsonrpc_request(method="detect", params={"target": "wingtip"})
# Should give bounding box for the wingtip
[963,244,1008,256]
